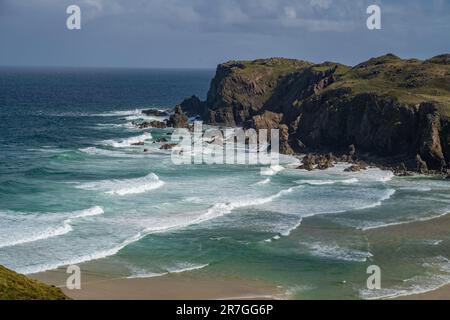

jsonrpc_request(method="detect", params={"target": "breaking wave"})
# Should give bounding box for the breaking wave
[76,173,164,196]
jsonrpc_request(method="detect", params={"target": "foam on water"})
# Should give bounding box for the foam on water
[255,178,271,185]
[0,206,104,249]
[76,173,164,196]
[360,205,450,231]
[126,262,209,279]
[360,256,450,299]
[166,262,209,274]
[78,147,147,158]
[193,187,295,224]
[304,242,373,262]
[295,178,359,186]
[92,109,143,117]
[260,165,285,176]
[103,132,152,148]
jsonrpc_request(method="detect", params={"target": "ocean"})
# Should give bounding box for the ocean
[1,67,450,299]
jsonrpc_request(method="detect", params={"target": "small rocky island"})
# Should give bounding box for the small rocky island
[169,54,450,176]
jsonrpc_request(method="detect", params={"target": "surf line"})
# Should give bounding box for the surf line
[170,121,280,166]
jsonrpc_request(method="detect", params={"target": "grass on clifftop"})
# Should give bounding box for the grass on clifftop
[219,55,450,117]
[232,57,313,80]
[0,265,68,300]
[327,54,450,117]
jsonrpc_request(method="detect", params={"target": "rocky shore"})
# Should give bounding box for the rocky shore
[170,55,450,177]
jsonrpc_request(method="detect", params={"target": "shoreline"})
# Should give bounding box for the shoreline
[32,268,284,300]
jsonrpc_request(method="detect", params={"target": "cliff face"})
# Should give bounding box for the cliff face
[178,55,450,173]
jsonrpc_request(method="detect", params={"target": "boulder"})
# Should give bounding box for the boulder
[141,109,169,117]
[297,153,316,171]
[133,120,167,129]
[416,154,429,174]
[160,143,177,150]
[167,106,189,128]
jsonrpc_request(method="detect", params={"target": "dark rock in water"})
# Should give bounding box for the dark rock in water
[160,143,177,150]
[297,153,316,171]
[174,55,450,174]
[141,109,169,117]
[133,120,167,129]
[393,162,412,176]
[155,137,168,143]
[344,165,362,172]
[177,95,207,118]
[297,152,337,171]
[143,149,149,153]
[344,161,368,172]
[317,153,336,170]
[416,154,429,174]
[131,141,145,146]
[167,106,189,128]
[445,175,450,180]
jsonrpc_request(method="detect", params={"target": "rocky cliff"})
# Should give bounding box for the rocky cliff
[178,55,450,173]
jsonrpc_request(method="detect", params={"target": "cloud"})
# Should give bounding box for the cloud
[0,0,449,68]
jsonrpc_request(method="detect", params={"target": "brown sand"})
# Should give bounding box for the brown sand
[32,268,283,300]
[364,213,450,300]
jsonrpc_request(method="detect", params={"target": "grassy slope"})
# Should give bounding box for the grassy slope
[0,265,68,300]
[326,54,450,117]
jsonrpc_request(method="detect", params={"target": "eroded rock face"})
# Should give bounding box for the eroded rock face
[167,106,189,128]
[174,56,450,173]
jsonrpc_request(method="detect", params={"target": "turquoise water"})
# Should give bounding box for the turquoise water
[1,67,450,299]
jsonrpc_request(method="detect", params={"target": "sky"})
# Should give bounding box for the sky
[0,0,449,68]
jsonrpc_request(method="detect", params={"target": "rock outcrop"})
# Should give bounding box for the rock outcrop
[176,55,450,174]
[133,120,167,129]
[166,106,189,128]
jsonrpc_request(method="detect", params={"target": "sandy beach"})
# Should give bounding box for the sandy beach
[32,269,283,300]
[365,212,450,300]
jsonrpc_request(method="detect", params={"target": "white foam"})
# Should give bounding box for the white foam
[76,173,164,196]
[126,262,209,279]
[126,272,168,279]
[103,132,152,148]
[0,206,104,249]
[166,262,209,274]
[296,178,359,186]
[78,147,146,158]
[92,109,142,117]
[260,165,285,176]
[360,256,450,300]
[16,186,294,274]
[255,178,271,185]
[280,219,303,237]
[361,206,450,231]
[305,242,373,262]
[357,189,396,210]
[193,187,295,224]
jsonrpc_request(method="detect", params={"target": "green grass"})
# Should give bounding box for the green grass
[326,54,450,117]
[220,55,450,117]
[232,57,313,79]
[0,265,68,300]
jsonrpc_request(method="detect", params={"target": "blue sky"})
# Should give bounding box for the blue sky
[0,0,449,68]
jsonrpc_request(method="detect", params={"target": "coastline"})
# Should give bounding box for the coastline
[364,211,450,300]
[32,268,284,300]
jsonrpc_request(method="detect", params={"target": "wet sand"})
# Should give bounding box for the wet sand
[365,212,450,300]
[32,268,283,300]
